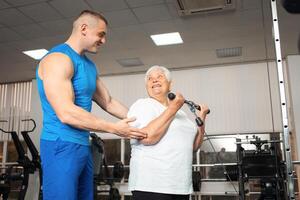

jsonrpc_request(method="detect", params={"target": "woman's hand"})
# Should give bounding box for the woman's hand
[168,92,185,111]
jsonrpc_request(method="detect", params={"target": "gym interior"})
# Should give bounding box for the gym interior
[0,0,300,199]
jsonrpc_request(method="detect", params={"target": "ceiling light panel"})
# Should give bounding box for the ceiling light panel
[150,32,183,46]
[23,49,48,60]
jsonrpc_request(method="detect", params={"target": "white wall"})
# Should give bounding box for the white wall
[92,61,283,135]
[286,55,300,156]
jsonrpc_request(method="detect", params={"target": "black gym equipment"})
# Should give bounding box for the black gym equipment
[0,120,35,200]
[192,171,201,192]
[225,136,286,200]
[0,119,41,200]
[20,119,42,200]
[91,132,124,200]
[112,161,125,183]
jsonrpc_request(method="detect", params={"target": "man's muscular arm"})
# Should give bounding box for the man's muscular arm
[39,53,146,139]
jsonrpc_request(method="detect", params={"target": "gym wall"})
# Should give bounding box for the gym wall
[286,55,300,157]
[91,61,283,136]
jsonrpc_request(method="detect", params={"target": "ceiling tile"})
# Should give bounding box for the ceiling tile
[111,25,146,38]
[109,25,152,50]
[166,2,180,19]
[132,4,172,23]
[0,8,34,26]
[18,2,63,22]
[11,23,48,39]
[142,21,178,35]
[103,9,138,27]
[242,0,261,10]
[5,0,47,6]
[49,0,91,18]
[0,27,22,43]
[39,19,72,36]
[0,50,33,64]
[240,9,262,25]
[0,42,18,53]
[85,0,128,12]
[29,34,69,49]
[0,0,11,9]
[3,40,35,52]
[126,0,164,8]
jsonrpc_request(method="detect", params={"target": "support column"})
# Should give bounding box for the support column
[270,0,295,199]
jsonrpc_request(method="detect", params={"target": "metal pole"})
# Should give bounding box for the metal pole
[270,0,295,199]
[236,138,245,200]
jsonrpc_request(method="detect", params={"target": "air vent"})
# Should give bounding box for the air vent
[175,0,236,16]
[216,47,242,58]
[117,58,144,67]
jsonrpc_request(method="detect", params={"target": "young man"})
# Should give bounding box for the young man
[36,10,147,200]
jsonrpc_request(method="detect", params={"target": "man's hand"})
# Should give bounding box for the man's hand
[114,117,147,139]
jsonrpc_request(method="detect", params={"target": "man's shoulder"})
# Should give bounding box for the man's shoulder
[46,43,67,54]
[39,50,73,75]
[41,51,71,64]
[40,43,69,60]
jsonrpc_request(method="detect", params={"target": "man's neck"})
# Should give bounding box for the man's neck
[65,36,85,55]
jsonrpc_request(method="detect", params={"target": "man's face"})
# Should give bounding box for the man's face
[85,19,107,54]
[146,69,171,98]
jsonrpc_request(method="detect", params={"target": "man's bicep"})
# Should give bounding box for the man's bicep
[43,74,74,111]
[41,54,74,114]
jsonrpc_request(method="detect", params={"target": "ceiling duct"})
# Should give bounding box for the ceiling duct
[117,58,144,67]
[216,47,242,58]
[175,0,236,16]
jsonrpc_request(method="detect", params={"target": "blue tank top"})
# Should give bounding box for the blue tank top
[36,43,97,145]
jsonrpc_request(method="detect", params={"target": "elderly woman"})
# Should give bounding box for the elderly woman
[127,65,209,200]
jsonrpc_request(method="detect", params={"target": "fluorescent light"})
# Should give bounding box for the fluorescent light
[150,32,183,46]
[23,49,48,60]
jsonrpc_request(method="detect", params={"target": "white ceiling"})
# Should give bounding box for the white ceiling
[0,0,299,83]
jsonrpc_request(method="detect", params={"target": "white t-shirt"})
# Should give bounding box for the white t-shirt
[128,98,198,194]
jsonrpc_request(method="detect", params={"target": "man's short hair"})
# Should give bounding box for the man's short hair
[77,10,108,25]
[145,65,172,83]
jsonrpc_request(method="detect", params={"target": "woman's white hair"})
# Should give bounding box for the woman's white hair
[144,65,171,83]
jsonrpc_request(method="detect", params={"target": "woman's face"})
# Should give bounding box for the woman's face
[146,69,171,98]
